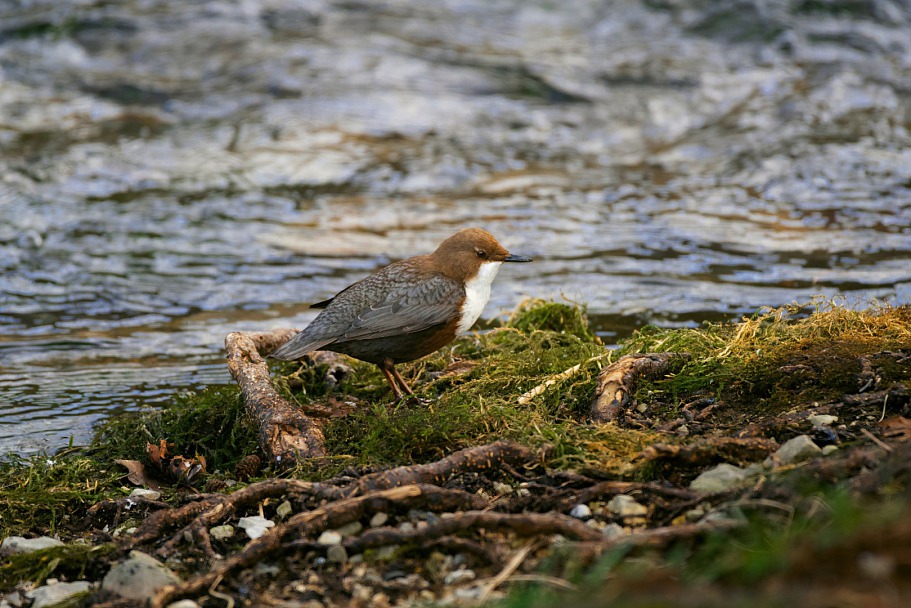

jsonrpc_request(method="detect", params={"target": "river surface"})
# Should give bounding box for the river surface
[2,0,911,455]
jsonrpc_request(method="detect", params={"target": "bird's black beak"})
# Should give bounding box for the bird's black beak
[504,253,533,263]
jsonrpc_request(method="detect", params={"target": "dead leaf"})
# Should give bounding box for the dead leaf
[115,459,161,490]
[878,416,911,443]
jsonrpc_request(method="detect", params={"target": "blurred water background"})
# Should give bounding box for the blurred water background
[2,0,911,454]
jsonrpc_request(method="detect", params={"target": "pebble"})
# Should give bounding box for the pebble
[764,435,822,467]
[167,601,201,608]
[607,494,648,517]
[276,500,293,519]
[398,522,415,534]
[209,525,234,540]
[129,488,161,501]
[443,569,476,585]
[26,581,93,608]
[0,536,64,557]
[689,463,750,493]
[492,481,513,495]
[569,504,592,519]
[102,550,181,600]
[808,414,838,427]
[317,530,343,546]
[376,545,398,560]
[237,516,275,540]
[369,512,389,527]
[602,523,627,539]
[327,545,348,564]
[335,521,363,537]
[822,444,839,455]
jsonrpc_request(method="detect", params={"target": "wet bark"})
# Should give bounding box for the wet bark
[225,329,326,464]
[591,352,687,422]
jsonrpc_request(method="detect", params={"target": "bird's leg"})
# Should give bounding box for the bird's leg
[389,365,415,396]
[379,361,405,400]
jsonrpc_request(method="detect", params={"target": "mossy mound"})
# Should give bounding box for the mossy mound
[620,299,911,423]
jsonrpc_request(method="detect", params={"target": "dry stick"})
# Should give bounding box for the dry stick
[225,329,326,463]
[570,519,743,561]
[343,440,540,497]
[151,484,485,608]
[478,540,537,604]
[591,352,686,422]
[517,353,611,405]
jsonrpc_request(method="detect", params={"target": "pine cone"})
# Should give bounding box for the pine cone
[234,454,262,481]
[204,478,227,493]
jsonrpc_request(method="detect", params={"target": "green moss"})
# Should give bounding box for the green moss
[316,322,655,473]
[619,300,911,421]
[506,298,599,343]
[0,456,122,537]
[93,385,259,472]
[0,543,116,589]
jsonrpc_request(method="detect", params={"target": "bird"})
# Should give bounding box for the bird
[269,228,532,398]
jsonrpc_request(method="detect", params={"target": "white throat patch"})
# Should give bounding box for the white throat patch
[456,261,502,333]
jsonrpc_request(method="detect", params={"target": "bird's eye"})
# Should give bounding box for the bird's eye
[476,249,487,258]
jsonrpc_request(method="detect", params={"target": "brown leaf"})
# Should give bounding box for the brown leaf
[115,459,161,490]
[878,416,911,443]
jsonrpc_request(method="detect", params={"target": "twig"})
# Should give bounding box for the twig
[861,428,893,453]
[517,353,611,405]
[507,574,578,591]
[478,540,537,604]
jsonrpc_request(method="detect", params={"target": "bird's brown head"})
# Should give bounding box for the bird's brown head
[430,228,532,281]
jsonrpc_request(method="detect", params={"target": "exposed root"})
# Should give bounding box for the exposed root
[639,436,778,467]
[342,440,542,497]
[591,352,687,422]
[151,485,485,608]
[130,479,341,550]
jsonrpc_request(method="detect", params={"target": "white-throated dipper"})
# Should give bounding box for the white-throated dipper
[270,228,532,398]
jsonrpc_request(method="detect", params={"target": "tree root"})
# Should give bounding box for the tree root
[130,479,342,549]
[151,484,485,608]
[639,436,778,467]
[342,440,542,497]
[591,353,687,422]
[295,510,605,556]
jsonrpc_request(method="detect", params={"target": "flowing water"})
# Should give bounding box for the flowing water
[2,0,911,454]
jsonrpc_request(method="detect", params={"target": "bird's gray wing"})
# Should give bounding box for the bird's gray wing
[340,273,462,341]
[270,263,462,360]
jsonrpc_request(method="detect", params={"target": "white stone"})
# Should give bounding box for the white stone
[607,494,648,517]
[444,569,476,585]
[822,444,839,455]
[129,488,161,501]
[276,500,293,519]
[167,601,201,608]
[369,512,389,527]
[765,435,822,467]
[569,504,592,519]
[317,530,343,546]
[209,525,234,540]
[808,414,838,427]
[26,581,93,608]
[237,516,275,540]
[335,521,363,536]
[102,551,180,600]
[0,536,64,557]
[690,463,750,493]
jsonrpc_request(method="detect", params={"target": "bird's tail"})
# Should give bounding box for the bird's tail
[269,332,334,360]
